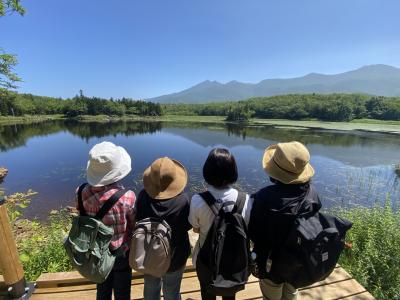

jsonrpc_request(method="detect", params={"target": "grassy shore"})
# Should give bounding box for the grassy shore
[252,118,400,134]
[1,114,399,134]
[75,115,400,134]
[74,114,226,123]
[69,115,400,133]
[0,114,64,125]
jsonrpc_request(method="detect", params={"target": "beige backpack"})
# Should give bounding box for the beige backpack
[129,217,172,278]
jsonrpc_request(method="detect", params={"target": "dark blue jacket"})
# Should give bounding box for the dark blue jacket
[248,182,321,280]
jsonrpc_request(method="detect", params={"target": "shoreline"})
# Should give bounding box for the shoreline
[1,114,400,134]
[0,114,64,125]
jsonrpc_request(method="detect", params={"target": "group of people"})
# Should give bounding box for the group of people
[76,140,321,300]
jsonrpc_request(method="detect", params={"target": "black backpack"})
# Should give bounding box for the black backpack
[268,208,352,288]
[196,191,250,297]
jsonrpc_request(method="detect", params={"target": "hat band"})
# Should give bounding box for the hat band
[273,157,302,175]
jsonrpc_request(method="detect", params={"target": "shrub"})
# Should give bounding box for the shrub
[18,213,73,281]
[2,190,72,281]
[336,201,400,300]
[4,189,37,225]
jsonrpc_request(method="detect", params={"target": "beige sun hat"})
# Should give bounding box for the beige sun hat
[262,141,314,184]
[143,157,188,200]
[86,141,132,187]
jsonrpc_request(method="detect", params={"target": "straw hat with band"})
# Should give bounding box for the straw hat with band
[86,141,132,187]
[262,141,314,184]
[143,157,188,200]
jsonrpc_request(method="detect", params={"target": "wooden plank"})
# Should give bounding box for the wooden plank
[33,283,97,294]
[36,259,195,288]
[339,291,376,300]
[131,271,200,300]
[299,278,371,300]
[301,266,354,289]
[35,270,152,288]
[179,291,202,299]
[31,289,98,300]
[30,280,375,300]
[32,271,201,300]
[36,259,330,288]
[34,272,200,294]
[36,271,89,288]
[31,264,375,300]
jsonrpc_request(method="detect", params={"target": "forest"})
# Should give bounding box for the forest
[0,89,163,117]
[163,93,400,121]
[1,89,400,122]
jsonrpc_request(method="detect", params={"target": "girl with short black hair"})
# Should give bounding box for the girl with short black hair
[202,148,238,188]
[189,148,253,300]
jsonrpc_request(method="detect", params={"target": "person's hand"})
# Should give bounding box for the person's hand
[344,242,353,249]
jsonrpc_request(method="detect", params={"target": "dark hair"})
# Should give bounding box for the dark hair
[203,148,238,188]
[269,176,310,190]
[269,177,282,184]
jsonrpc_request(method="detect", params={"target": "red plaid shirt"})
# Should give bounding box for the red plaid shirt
[75,182,136,251]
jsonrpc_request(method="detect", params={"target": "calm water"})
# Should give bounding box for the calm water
[0,120,399,220]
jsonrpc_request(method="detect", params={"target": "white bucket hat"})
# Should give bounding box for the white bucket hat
[86,141,132,187]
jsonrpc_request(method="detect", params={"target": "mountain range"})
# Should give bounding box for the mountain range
[148,64,400,103]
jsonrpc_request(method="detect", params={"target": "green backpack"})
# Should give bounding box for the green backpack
[64,183,126,283]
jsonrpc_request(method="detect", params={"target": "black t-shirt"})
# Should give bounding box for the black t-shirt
[135,189,192,272]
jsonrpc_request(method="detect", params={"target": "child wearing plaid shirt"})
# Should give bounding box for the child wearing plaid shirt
[76,142,135,300]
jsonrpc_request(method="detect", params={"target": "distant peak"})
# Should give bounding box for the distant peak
[356,64,399,71]
[226,80,241,84]
[304,72,324,77]
[193,80,221,87]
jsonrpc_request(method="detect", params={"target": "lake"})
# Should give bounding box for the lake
[0,120,399,220]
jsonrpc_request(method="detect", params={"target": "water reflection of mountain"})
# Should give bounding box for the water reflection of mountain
[162,124,400,167]
[1,120,399,167]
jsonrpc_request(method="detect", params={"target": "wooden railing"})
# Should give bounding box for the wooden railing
[0,170,35,299]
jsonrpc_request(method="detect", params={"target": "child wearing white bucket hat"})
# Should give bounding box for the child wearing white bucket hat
[76,141,135,300]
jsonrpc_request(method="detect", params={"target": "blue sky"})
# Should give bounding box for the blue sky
[1,0,399,99]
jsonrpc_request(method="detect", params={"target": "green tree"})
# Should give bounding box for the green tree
[0,0,25,89]
[0,88,16,115]
[0,0,25,15]
[63,99,88,117]
[226,104,253,122]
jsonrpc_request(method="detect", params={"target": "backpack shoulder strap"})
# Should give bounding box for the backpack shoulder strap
[77,183,88,216]
[199,191,219,216]
[235,192,247,215]
[95,189,126,220]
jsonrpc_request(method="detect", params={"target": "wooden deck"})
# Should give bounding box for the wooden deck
[0,264,375,300]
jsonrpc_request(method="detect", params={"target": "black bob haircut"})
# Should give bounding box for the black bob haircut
[203,148,238,188]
